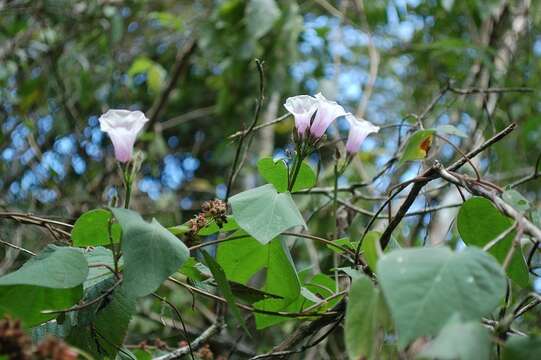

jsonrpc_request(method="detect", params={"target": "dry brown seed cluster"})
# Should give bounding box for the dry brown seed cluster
[0,316,32,360]
[202,199,227,227]
[187,199,228,236]
[196,343,213,360]
[34,338,78,360]
[187,213,208,235]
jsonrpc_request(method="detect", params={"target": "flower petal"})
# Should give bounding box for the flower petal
[284,95,317,136]
[309,93,347,138]
[345,113,380,154]
[99,109,149,163]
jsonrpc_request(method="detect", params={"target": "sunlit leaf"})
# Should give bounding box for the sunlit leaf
[229,184,306,245]
[399,129,435,165]
[72,209,121,247]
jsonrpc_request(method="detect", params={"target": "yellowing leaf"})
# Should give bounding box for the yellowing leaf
[399,129,435,165]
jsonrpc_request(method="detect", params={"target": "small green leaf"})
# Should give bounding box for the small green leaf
[257,157,316,192]
[290,161,316,192]
[149,11,183,30]
[326,237,357,254]
[111,208,189,297]
[167,224,190,236]
[257,157,288,192]
[201,250,249,334]
[198,216,239,236]
[377,247,506,348]
[179,257,210,282]
[361,231,381,271]
[169,216,239,237]
[0,245,88,326]
[71,209,121,247]
[229,184,306,245]
[128,57,153,76]
[419,316,491,360]
[399,129,435,165]
[345,275,389,360]
[147,64,166,94]
[457,197,529,287]
[502,189,530,213]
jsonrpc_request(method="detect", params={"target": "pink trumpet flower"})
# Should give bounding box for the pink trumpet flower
[309,93,347,138]
[99,109,149,163]
[345,113,380,155]
[284,95,318,136]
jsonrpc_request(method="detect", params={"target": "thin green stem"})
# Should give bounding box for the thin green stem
[332,162,339,239]
[288,143,305,192]
[122,163,133,209]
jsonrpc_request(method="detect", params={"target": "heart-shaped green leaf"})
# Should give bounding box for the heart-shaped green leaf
[345,275,389,360]
[111,208,189,297]
[457,197,529,287]
[72,209,121,247]
[257,157,316,192]
[377,246,506,348]
[229,184,306,245]
[0,245,88,326]
[217,232,300,329]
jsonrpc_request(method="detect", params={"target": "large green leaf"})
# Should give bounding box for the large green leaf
[111,208,189,297]
[0,245,88,326]
[419,316,491,360]
[257,157,316,192]
[229,184,306,245]
[71,209,121,247]
[67,287,135,359]
[201,250,248,333]
[84,246,119,289]
[216,232,301,329]
[345,275,389,360]
[457,197,529,287]
[503,336,541,360]
[399,129,435,165]
[377,247,506,348]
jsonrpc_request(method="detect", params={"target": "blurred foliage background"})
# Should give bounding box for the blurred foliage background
[1,0,541,358]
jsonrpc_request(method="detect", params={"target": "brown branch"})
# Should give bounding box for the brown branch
[147,38,197,128]
[377,122,517,250]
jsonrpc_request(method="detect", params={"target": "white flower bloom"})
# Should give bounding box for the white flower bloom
[99,109,149,163]
[345,113,380,154]
[284,95,318,136]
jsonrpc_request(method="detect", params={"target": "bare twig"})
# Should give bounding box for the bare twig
[153,321,224,360]
[225,59,265,201]
[0,237,36,256]
[147,38,197,128]
[228,113,290,140]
